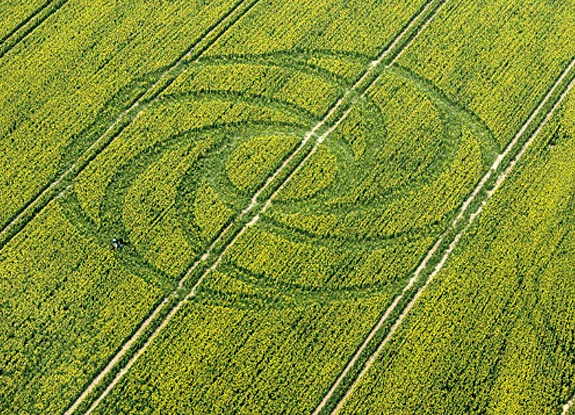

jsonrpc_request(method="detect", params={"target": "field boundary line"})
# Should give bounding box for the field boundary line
[0,0,68,59]
[0,0,260,250]
[321,58,575,415]
[0,0,51,44]
[64,1,447,413]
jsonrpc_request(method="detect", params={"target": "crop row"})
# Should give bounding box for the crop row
[77,44,492,415]
[0,1,437,413]
[398,0,575,144]
[203,0,428,59]
[0,0,242,229]
[82,1,575,413]
[56,1,458,412]
[88,280,394,415]
[0,202,165,414]
[0,0,48,42]
[337,90,575,415]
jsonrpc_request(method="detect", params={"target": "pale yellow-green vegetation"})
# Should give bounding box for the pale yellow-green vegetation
[3,1,573,414]
[90,284,393,415]
[193,180,234,242]
[204,0,427,58]
[0,0,47,40]
[275,146,338,202]
[398,0,575,144]
[305,53,368,83]
[74,97,304,225]
[338,92,575,415]
[0,201,163,415]
[165,60,344,118]
[226,134,300,193]
[0,0,240,227]
[123,140,216,278]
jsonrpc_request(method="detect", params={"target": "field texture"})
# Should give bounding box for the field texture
[1,0,574,414]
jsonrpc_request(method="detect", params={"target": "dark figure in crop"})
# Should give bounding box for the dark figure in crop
[112,238,125,250]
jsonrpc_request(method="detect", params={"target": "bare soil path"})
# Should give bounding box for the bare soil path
[319,58,575,415]
[64,1,448,413]
[563,394,575,415]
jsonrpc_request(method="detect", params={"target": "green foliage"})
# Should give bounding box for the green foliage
[82,40,496,414]
[166,60,344,118]
[305,53,368,83]
[0,0,240,227]
[397,0,575,144]
[205,0,428,58]
[91,290,392,415]
[261,70,486,290]
[193,180,234,242]
[275,146,338,201]
[338,94,575,415]
[2,1,574,414]
[0,0,46,40]
[74,97,304,225]
[123,140,216,277]
[226,134,300,193]
[0,204,163,414]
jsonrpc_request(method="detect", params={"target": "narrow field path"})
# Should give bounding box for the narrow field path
[0,0,260,251]
[319,58,575,415]
[0,0,68,59]
[563,394,575,415]
[64,1,447,413]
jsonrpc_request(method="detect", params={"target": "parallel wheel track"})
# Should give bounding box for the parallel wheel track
[0,0,261,251]
[62,1,448,413]
[0,0,68,60]
[315,57,575,415]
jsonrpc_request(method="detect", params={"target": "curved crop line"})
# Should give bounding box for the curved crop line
[260,211,442,249]
[199,263,385,310]
[61,2,448,413]
[390,64,499,163]
[66,120,306,281]
[194,50,366,86]
[219,260,426,306]
[272,131,460,218]
[60,122,308,296]
[223,262,370,298]
[58,191,172,288]
[272,63,497,218]
[198,54,349,82]
[317,58,575,415]
[95,139,204,279]
[158,89,319,122]
[198,284,378,311]
[0,0,68,60]
[173,123,309,210]
[97,122,307,272]
[200,48,372,67]
[0,0,261,252]
[267,97,389,209]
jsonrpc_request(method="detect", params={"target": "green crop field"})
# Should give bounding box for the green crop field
[0,1,574,414]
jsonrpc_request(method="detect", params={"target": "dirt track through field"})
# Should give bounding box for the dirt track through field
[0,0,68,59]
[63,2,447,414]
[319,58,575,415]
[0,0,260,251]
[563,394,575,415]
[58,1,262,414]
